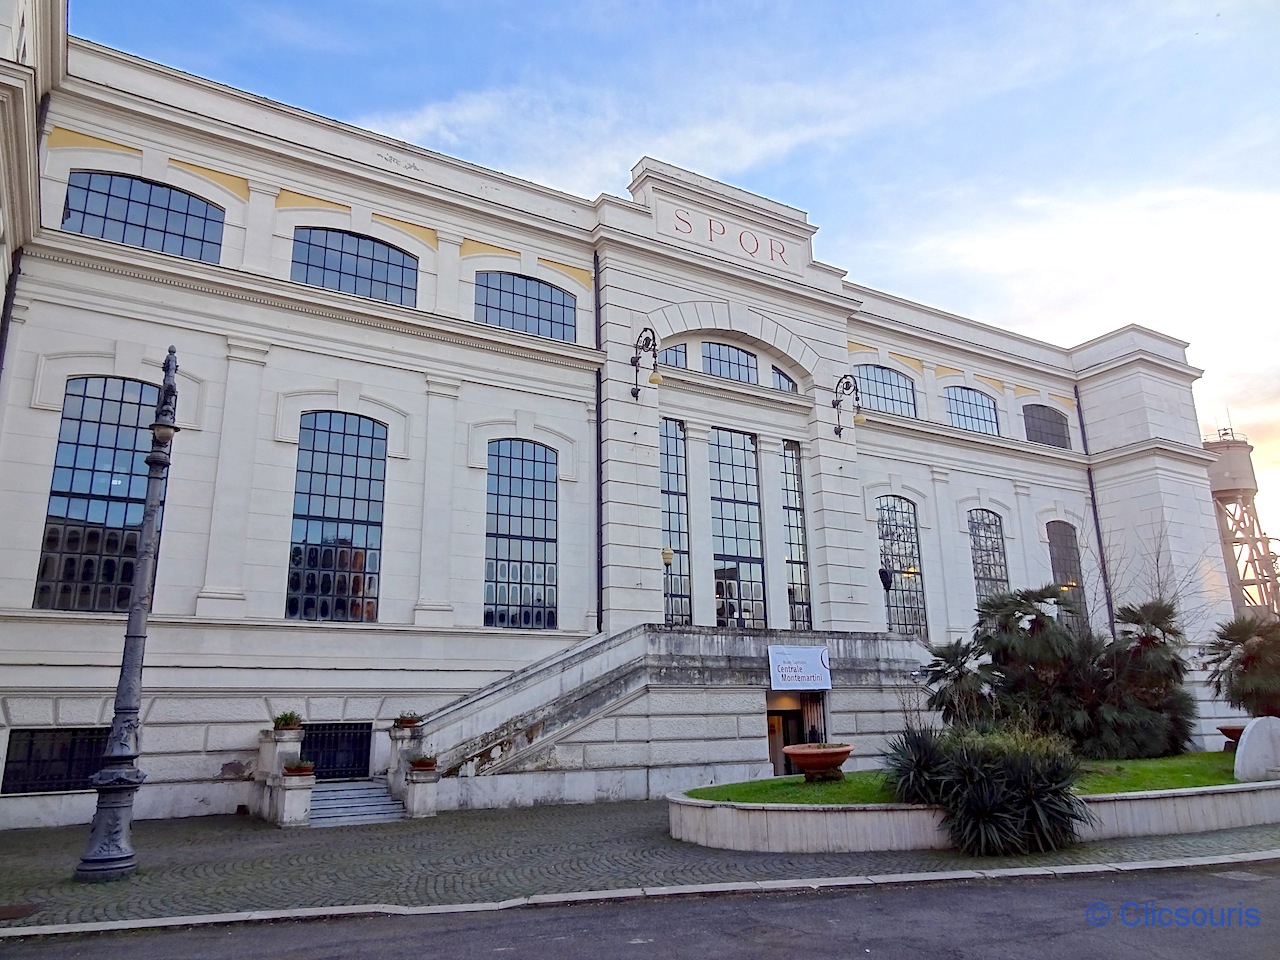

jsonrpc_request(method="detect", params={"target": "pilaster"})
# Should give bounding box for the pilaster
[414,373,460,626]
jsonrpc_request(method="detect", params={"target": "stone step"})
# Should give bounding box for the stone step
[308,780,405,827]
[310,810,406,828]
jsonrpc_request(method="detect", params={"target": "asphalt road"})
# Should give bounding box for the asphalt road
[6,864,1278,960]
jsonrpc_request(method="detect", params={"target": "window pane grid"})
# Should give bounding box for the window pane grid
[854,364,917,417]
[485,439,559,629]
[290,227,417,307]
[2,727,110,794]
[33,377,164,613]
[1024,404,1072,448]
[473,272,576,342]
[944,386,1000,435]
[660,419,692,625]
[772,366,798,393]
[657,344,686,367]
[877,495,927,641]
[286,412,387,623]
[968,509,1010,606]
[709,428,766,628]
[782,441,811,629]
[62,170,224,264]
[702,342,758,384]
[1047,521,1089,633]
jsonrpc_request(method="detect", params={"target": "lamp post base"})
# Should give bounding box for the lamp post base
[74,771,144,882]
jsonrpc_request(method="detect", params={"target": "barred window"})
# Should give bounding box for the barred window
[291,227,417,307]
[286,412,386,622]
[709,428,766,628]
[968,509,1010,607]
[854,364,917,417]
[33,377,165,613]
[876,495,927,641]
[772,367,798,393]
[62,170,224,264]
[2,727,109,794]
[782,441,812,629]
[1047,521,1089,633]
[702,343,758,384]
[1023,404,1072,449]
[944,386,999,435]
[660,419,692,626]
[474,272,576,342]
[657,345,687,367]
[485,439,558,629]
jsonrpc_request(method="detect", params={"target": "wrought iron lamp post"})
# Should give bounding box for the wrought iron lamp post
[75,346,179,882]
[630,326,662,398]
[831,373,864,436]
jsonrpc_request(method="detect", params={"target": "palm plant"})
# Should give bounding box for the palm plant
[922,640,999,726]
[1205,613,1280,718]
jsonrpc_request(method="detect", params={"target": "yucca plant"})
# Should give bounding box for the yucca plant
[882,720,948,805]
[1205,613,1280,718]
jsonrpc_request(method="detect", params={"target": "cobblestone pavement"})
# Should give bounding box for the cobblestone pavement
[3,802,1280,929]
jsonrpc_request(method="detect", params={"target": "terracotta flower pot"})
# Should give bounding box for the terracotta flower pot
[282,764,314,776]
[409,759,437,772]
[783,743,853,782]
[1218,725,1247,752]
[394,716,422,728]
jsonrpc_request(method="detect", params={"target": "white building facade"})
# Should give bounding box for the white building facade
[0,2,1238,828]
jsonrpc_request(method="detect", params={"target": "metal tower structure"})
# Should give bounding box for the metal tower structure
[1203,429,1280,616]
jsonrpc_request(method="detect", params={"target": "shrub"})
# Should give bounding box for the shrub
[272,710,302,729]
[1205,613,1280,718]
[883,721,948,805]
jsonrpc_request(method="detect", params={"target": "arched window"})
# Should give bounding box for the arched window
[702,343,758,384]
[876,495,927,640]
[709,428,766,628]
[772,367,798,393]
[474,272,576,342]
[286,412,386,622]
[291,228,418,307]
[657,344,687,367]
[1023,404,1072,449]
[62,171,224,263]
[485,439,558,629]
[34,376,166,612]
[944,386,999,435]
[660,419,691,625]
[1047,520,1088,633]
[968,509,1010,606]
[854,364,917,417]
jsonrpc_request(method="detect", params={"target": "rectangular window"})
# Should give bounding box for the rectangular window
[2,727,109,794]
[781,441,811,629]
[968,509,1010,606]
[660,419,692,625]
[484,439,558,629]
[1047,521,1089,633]
[877,495,928,641]
[709,428,766,628]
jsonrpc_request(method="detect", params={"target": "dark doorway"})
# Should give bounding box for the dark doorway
[301,722,372,780]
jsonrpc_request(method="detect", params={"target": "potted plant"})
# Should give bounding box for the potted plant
[782,742,854,782]
[407,753,438,772]
[1205,613,1280,744]
[282,757,315,776]
[273,710,303,731]
[394,710,423,728]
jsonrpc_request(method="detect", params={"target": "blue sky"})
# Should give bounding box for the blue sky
[70,1,1280,534]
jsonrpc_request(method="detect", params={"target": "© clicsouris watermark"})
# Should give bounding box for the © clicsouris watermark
[1086,901,1261,928]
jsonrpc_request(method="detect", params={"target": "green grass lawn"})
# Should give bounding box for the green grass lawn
[685,752,1239,805]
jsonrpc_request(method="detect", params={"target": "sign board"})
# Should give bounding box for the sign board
[768,645,832,691]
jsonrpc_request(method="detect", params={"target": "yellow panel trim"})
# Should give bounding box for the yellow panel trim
[47,127,141,154]
[538,258,591,290]
[847,340,877,355]
[1049,392,1077,410]
[933,364,964,379]
[372,213,438,249]
[888,352,924,375]
[460,238,519,259]
[1013,385,1040,398]
[275,189,350,212]
[168,159,250,201]
[975,374,1005,394]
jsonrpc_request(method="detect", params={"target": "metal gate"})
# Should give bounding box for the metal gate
[301,722,372,780]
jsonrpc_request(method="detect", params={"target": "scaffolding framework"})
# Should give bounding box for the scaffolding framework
[1205,430,1280,617]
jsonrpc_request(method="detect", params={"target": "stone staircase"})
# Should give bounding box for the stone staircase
[309,780,405,828]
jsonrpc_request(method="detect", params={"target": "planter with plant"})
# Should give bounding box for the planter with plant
[394,711,423,728]
[282,758,315,776]
[408,753,438,772]
[782,742,853,782]
[272,710,303,731]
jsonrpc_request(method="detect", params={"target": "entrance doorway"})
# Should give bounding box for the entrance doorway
[765,690,827,776]
[301,722,373,780]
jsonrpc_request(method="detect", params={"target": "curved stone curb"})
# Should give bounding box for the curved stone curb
[3,848,1280,940]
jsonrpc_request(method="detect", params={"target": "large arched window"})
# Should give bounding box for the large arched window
[62,171,224,264]
[291,228,418,307]
[876,495,927,640]
[1023,404,1072,449]
[854,364,917,417]
[485,439,558,629]
[944,386,999,435]
[474,272,576,342]
[286,412,386,622]
[1047,521,1089,634]
[702,343,758,384]
[968,509,1010,607]
[34,376,165,612]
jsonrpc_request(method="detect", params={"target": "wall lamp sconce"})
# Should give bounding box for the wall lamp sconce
[903,565,919,580]
[878,567,893,593]
[631,326,662,399]
[1059,579,1078,593]
[832,373,865,436]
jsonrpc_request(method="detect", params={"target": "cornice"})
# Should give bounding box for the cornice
[1087,437,1218,470]
[656,366,815,415]
[854,409,1089,470]
[0,60,40,249]
[1073,349,1203,384]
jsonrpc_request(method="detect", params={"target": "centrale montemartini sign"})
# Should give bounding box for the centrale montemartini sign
[768,645,832,691]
